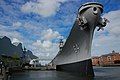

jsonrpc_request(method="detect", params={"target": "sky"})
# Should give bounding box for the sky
[0,0,120,63]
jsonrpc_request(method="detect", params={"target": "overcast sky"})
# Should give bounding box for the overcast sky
[0,0,120,62]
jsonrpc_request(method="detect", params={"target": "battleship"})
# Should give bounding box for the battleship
[51,2,109,77]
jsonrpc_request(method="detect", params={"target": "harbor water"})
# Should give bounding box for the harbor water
[10,67,120,80]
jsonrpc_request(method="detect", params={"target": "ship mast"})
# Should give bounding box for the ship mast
[59,39,64,51]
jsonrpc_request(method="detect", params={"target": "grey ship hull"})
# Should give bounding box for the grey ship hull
[52,2,104,77]
[55,20,95,77]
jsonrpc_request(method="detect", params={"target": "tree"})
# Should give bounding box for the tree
[12,53,20,66]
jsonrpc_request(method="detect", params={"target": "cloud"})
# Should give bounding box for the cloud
[31,40,59,60]
[103,10,120,36]
[12,38,22,44]
[33,40,52,49]
[21,0,66,17]
[29,28,64,60]
[0,29,23,41]
[13,22,22,27]
[41,28,63,40]
[23,22,38,31]
[92,10,120,56]
[0,24,23,44]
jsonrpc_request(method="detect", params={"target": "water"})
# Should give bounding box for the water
[94,67,120,80]
[10,67,120,80]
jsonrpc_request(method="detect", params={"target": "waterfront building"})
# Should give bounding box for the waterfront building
[92,56,100,66]
[92,51,120,66]
[30,59,40,68]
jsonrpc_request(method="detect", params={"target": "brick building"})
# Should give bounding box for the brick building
[92,56,100,66]
[92,51,120,66]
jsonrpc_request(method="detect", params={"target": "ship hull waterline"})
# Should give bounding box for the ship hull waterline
[56,59,94,77]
